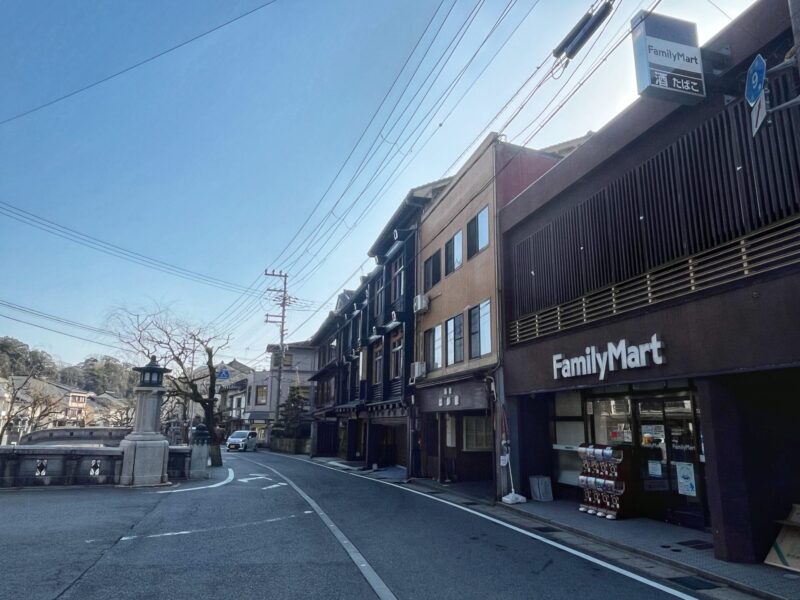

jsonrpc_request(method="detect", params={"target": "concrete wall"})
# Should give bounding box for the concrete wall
[19,427,132,447]
[0,445,192,487]
[269,437,311,455]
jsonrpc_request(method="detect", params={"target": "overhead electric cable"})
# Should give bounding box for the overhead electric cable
[0,0,279,127]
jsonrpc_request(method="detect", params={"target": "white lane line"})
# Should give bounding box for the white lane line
[268,453,697,600]
[239,456,397,600]
[111,515,298,544]
[156,468,234,493]
[262,482,288,490]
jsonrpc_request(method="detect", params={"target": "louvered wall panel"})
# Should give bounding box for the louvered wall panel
[509,69,800,323]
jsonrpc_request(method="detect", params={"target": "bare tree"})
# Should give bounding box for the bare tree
[1,375,67,444]
[109,397,137,428]
[108,306,230,466]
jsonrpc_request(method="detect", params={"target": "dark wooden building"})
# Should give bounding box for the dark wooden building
[499,0,800,563]
[308,180,449,469]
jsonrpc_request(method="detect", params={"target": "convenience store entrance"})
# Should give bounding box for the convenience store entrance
[587,389,708,529]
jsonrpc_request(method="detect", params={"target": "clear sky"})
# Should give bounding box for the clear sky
[0,0,756,369]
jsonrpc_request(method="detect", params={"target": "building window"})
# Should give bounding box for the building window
[463,416,492,451]
[445,414,456,448]
[468,300,491,359]
[390,255,404,303]
[390,333,403,380]
[446,313,464,365]
[371,279,384,319]
[424,325,442,371]
[423,250,441,292]
[467,206,489,259]
[255,386,268,405]
[373,342,383,384]
[445,230,463,275]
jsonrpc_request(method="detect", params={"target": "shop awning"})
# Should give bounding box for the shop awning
[247,411,270,423]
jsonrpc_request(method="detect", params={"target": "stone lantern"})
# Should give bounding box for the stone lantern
[119,356,171,486]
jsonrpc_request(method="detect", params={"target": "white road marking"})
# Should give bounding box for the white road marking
[156,468,234,493]
[268,453,697,600]
[112,515,298,543]
[239,455,397,600]
[262,482,288,490]
[238,474,273,483]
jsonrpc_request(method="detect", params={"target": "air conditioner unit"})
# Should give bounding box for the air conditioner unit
[411,361,426,379]
[412,294,429,314]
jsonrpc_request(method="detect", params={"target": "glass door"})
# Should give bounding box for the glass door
[663,398,706,528]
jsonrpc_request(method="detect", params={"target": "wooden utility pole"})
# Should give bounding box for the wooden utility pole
[265,270,288,422]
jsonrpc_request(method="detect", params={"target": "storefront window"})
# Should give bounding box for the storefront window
[463,416,492,451]
[589,397,632,445]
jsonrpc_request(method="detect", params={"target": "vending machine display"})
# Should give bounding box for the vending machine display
[577,443,633,519]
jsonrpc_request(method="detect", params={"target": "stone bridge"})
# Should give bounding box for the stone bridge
[18,427,132,447]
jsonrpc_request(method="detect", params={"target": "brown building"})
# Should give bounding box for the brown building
[499,0,799,563]
[412,133,559,489]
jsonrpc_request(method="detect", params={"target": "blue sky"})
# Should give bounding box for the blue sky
[0,0,755,368]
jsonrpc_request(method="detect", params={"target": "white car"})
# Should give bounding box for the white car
[226,430,258,452]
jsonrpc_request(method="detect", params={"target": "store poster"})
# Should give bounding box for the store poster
[675,461,697,496]
[648,460,662,477]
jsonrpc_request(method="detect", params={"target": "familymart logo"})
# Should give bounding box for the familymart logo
[552,334,665,381]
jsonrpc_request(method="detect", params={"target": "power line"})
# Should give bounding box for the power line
[0,0,279,127]
[0,312,125,352]
[0,298,117,338]
[0,201,261,296]
[285,0,522,285]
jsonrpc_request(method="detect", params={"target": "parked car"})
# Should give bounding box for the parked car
[226,430,258,452]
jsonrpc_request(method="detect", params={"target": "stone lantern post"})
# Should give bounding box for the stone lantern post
[119,356,171,486]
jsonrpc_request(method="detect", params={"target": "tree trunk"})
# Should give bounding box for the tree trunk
[203,402,223,467]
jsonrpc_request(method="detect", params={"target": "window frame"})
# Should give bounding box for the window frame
[463,415,493,451]
[390,255,404,304]
[372,341,384,385]
[423,250,441,292]
[468,300,491,359]
[389,333,403,380]
[424,325,443,372]
[467,206,490,259]
[445,313,464,365]
[445,230,463,275]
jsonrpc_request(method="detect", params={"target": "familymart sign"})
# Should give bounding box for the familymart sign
[553,334,665,381]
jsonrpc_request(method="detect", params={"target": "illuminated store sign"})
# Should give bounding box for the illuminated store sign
[631,11,705,104]
[552,334,665,381]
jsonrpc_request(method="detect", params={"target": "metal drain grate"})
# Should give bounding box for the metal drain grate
[533,526,561,533]
[668,576,719,590]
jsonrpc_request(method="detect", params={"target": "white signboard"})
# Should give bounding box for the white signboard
[552,333,665,381]
[751,91,767,137]
[632,11,705,104]
[648,461,663,477]
[675,462,697,497]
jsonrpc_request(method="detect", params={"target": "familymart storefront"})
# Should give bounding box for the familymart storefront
[505,273,800,563]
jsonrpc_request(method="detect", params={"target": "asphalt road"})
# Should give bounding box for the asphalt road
[0,450,697,600]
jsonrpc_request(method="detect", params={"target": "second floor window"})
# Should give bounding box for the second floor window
[390,256,404,303]
[390,333,403,380]
[424,325,442,371]
[468,300,491,359]
[423,250,441,291]
[255,386,268,405]
[445,230,463,275]
[467,206,489,259]
[371,279,384,319]
[373,342,383,384]
[446,313,464,365]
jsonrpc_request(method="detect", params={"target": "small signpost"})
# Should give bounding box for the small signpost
[217,366,230,380]
[751,91,767,137]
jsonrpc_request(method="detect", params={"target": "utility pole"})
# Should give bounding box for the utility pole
[265,270,288,424]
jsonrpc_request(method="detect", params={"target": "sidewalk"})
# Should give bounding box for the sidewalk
[409,476,799,600]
